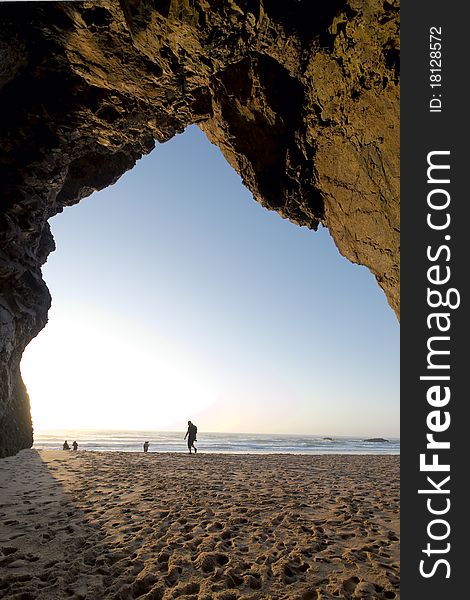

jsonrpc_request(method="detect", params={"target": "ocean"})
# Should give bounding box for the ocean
[33,430,400,455]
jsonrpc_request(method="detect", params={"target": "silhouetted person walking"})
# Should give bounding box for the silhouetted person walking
[72,441,78,451]
[143,441,149,453]
[184,421,197,454]
[63,440,70,450]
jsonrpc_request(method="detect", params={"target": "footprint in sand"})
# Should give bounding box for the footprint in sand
[195,551,229,573]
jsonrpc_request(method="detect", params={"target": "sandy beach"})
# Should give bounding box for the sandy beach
[0,450,399,599]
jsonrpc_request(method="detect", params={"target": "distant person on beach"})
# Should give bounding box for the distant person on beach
[72,441,78,451]
[63,440,70,450]
[184,421,198,454]
[143,441,149,453]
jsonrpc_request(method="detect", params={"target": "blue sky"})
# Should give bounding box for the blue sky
[21,125,399,437]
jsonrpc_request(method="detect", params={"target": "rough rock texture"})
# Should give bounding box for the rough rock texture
[0,0,399,457]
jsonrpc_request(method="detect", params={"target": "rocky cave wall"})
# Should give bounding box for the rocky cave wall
[0,0,399,457]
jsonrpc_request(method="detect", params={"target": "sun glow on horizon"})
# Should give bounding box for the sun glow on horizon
[22,308,220,431]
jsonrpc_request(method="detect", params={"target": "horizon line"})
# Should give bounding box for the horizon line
[33,427,400,440]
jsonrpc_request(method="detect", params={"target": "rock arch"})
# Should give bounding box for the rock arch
[0,0,399,457]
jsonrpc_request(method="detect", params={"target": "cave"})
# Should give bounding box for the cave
[0,0,399,457]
